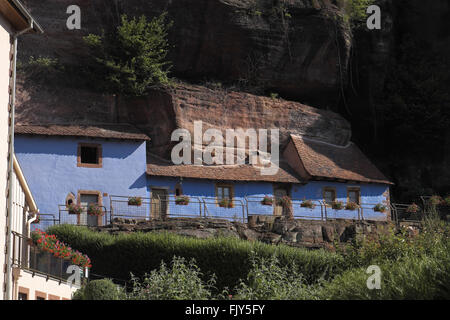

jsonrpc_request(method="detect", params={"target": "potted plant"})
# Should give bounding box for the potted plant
[87,203,103,216]
[444,196,450,207]
[331,200,344,210]
[345,202,359,211]
[406,203,420,214]
[175,196,190,205]
[277,196,292,208]
[373,203,387,213]
[219,198,234,208]
[261,196,274,206]
[429,195,443,206]
[300,200,316,209]
[68,203,83,215]
[128,196,143,206]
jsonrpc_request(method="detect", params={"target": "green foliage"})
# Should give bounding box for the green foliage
[73,279,126,300]
[83,13,172,96]
[233,254,320,300]
[345,0,374,29]
[47,224,345,292]
[322,217,450,299]
[127,257,215,300]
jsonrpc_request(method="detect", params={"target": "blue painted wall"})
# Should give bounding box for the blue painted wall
[15,135,148,228]
[148,177,390,221]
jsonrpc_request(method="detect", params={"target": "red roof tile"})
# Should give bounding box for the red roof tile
[146,154,302,183]
[15,124,150,141]
[289,135,393,184]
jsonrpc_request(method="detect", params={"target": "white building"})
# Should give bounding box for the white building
[1,0,81,300]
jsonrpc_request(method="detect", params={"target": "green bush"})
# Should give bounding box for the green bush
[73,279,125,300]
[48,225,345,292]
[233,254,320,300]
[127,256,215,300]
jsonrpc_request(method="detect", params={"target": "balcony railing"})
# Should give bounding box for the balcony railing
[11,231,87,283]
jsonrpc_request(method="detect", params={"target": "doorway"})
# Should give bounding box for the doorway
[273,185,291,216]
[79,193,100,226]
[151,188,168,219]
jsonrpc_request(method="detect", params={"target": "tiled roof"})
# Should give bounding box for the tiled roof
[146,154,302,183]
[15,124,151,141]
[289,135,393,184]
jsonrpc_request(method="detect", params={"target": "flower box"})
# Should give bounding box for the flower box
[300,200,316,209]
[87,204,104,216]
[345,202,359,211]
[68,203,83,215]
[128,197,143,206]
[406,203,420,214]
[331,201,344,210]
[373,203,387,213]
[175,196,190,205]
[219,199,234,208]
[429,195,443,206]
[261,196,274,206]
[31,229,91,269]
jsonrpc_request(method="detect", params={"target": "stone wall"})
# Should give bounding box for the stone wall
[94,216,394,250]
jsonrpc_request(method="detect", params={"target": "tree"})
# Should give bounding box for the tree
[84,13,172,97]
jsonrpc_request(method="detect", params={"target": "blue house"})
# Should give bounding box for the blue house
[14,124,393,227]
[14,124,150,228]
[146,134,393,222]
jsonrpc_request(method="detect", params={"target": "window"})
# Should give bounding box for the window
[175,182,183,196]
[77,143,102,168]
[18,292,28,300]
[348,188,361,205]
[18,287,29,300]
[323,187,336,205]
[35,291,46,300]
[216,184,233,201]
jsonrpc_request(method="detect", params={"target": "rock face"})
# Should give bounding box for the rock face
[17,0,351,110]
[98,216,394,249]
[118,84,351,157]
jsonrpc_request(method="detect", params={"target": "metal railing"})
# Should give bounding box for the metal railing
[58,205,109,226]
[202,197,246,223]
[110,195,152,221]
[11,231,86,283]
[31,196,396,230]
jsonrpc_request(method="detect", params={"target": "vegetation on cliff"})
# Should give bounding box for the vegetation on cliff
[83,13,172,96]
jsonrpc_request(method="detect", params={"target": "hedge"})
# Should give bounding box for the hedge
[47,224,345,291]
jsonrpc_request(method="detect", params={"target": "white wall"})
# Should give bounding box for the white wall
[15,270,79,300]
[0,12,14,301]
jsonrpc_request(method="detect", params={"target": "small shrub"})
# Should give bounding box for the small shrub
[127,257,215,300]
[429,195,443,206]
[74,279,125,300]
[234,254,320,300]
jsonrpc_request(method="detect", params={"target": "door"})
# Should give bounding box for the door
[80,194,100,226]
[151,188,168,219]
[273,185,291,216]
